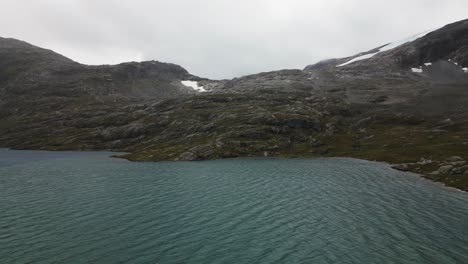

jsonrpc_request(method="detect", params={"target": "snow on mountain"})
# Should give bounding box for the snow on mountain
[337,28,440,67]
[336,52,380,67]
[181,80,207,92]
[411,67,423,73]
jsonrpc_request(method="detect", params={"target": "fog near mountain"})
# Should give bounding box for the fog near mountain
[1,0,468,79]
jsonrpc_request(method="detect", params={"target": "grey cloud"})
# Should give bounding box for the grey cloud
[1,0,467,79]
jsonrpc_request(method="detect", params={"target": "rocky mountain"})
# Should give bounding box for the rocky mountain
[1,19,468,190]
[0,37,210,116]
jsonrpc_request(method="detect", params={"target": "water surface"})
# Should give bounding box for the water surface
[1,149,467,263]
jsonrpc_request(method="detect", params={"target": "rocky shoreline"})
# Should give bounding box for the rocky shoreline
[391,156,468,191]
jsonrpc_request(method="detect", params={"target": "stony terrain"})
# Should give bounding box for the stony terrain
[1,19,468,190]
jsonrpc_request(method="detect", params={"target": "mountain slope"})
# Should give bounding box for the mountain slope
[305,19,468,80]
[0,37,206,115]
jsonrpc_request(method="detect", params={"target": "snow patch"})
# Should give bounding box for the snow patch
[448,60,468,72]
[411,68,423,73]
[337,52,379,67]
[181,80,207,92]
[337,28,440,67]
[424,62,432,66]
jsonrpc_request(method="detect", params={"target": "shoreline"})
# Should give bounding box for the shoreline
[2,147,467,193]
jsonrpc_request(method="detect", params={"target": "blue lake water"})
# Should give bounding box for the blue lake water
[1,149,467,263]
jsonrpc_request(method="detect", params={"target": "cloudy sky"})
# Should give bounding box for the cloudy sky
[1,0,467,79]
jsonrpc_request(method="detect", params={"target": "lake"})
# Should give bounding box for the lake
[0,149,467,263]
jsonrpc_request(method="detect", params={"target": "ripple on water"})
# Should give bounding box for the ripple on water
[1,151,468,264]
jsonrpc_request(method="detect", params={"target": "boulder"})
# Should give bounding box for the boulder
[100,128,120,141]
[179,151,198,161]
[438,165,454,174]
[107,139,124,149]
[451,167,464,175]
[446,156,464,162]
[309,138,323,147]
[449,161,466,167]
[179,145,216,161]
[417,158,433,165]
[122,124,145,139]
[392,164,409,172]
[450,165,468,176]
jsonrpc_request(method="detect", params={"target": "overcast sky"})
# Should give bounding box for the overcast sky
[1,0,467,79]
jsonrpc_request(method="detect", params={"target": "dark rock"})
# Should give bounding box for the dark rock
[179,151,198,161]
[391,164,409,172]
[122,124,145,139]
[309,138,323,147]
[451,167,464,175]
[107,139,124,149]
[286,119,320,130]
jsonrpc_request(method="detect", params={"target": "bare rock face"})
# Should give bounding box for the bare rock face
[400,20,468,68]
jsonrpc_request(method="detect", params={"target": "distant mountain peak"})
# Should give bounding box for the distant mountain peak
[304,18,468,83]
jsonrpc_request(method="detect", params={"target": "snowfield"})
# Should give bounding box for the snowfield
[181,80,207,92]
[337,52,378,67]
